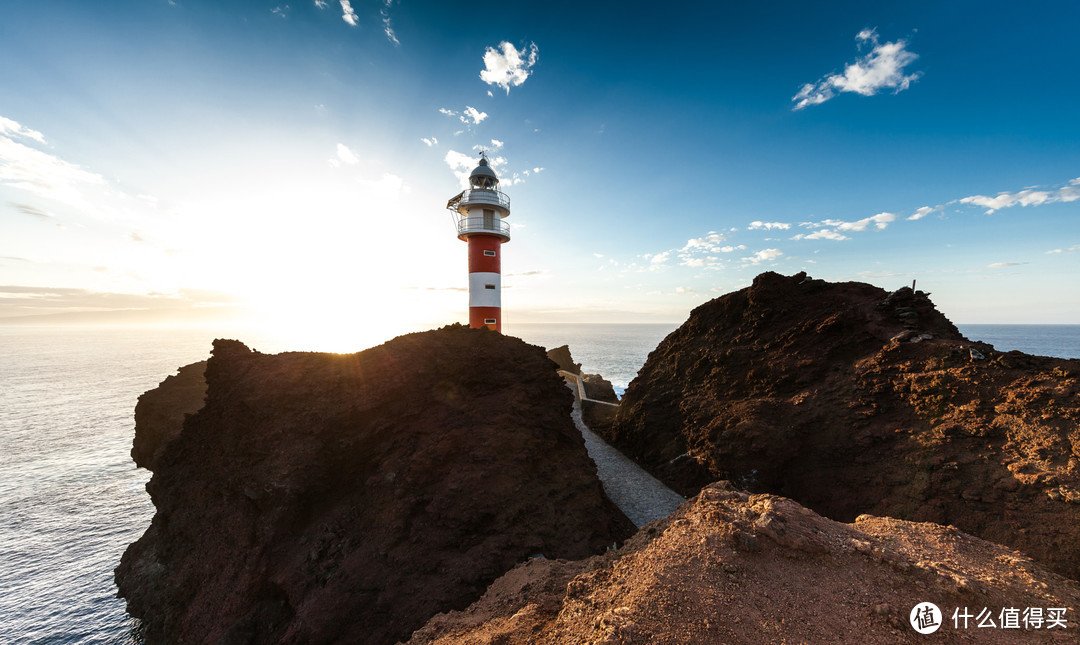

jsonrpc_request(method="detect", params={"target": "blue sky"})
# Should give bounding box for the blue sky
[2,0,1078,343]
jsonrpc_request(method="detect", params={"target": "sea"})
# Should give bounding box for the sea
[0,322,1076,643]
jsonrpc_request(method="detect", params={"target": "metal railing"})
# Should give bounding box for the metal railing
[456,215,510,238]
[458,188,510,210]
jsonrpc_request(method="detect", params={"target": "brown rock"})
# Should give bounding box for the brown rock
[604,272,1080,579]
[131,360,207,470]
[546,344,581,375]
[408,483,1080,644]
[115,325,633,644]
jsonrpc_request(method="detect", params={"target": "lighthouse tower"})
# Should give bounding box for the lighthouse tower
[446,154,510,332]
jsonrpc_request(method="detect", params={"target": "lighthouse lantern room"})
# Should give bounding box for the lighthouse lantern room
[446,154,511,332]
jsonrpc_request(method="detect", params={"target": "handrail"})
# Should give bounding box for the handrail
[457,188,510,210]
[456,216,510,236]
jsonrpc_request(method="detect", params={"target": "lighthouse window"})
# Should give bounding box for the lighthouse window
[483,250,496,257]
[484,284,496,290]
[484,318,497,324]
[483,209,495,229]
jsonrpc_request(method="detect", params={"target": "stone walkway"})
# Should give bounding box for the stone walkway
[563,377,685,528]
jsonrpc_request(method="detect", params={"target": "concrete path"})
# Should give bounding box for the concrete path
[561,374,684,528]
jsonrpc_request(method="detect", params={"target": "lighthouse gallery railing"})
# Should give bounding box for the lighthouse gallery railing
[447,188,511,211]
[456,216,510,237]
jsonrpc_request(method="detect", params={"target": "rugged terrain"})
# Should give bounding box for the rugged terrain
[604,271,1080,578]
[410,482,1080,644]
[115,325,632,644]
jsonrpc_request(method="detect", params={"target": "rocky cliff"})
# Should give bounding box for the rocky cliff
[130,359,206,470]
[604,272,1080,579]
[115,325,632,644]
[409,482,1079,644]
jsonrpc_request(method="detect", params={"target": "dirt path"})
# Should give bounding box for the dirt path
[563,377,684,528]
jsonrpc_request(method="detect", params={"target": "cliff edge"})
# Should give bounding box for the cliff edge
[605,272,1080,579]
[115,324,632,644]
[409,482,1079,644]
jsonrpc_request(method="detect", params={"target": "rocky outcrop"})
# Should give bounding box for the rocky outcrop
[115,325,632,644]
[131,360,206,470]
[409,482,1080,644]
[582,373,618,403]
[546,345,581,375]
[605,272,1080,579]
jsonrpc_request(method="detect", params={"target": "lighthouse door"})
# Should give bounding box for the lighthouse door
[483,209,495,232]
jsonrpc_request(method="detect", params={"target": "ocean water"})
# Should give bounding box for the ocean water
[0,322,1074,643]
[957,324,1080,360]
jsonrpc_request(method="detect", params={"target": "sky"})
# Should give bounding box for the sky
[2,0,1079,347]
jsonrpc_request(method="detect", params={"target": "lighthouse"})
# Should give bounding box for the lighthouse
[446,154,511,331]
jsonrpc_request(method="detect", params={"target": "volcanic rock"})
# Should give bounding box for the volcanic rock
[408,482,1080,644]
[582,373,618,403]
[115,325,632,644]
[131,360,206,470]
[605,272,1080,579]
[546,345,581,374]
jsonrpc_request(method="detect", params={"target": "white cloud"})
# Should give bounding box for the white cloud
[490,139,504,149]
[462,106,487,124]
[421,137,438,147]
[908,205,937,220]
[748,221,791,230]
[719,245,746,252]
[328,143,358,167]
[480,41,539,93]
[271,6,288,18]
[440,106,488,126]
[793,212,896,239]
[680,231,727,252]
[742,248,784,265]
[793,29,921,110]
[836,211,897,231]
[340,0,358,26]
[958,177,1080,213]
[381,0,399,45]
[987,262,1027,268]
[650,251,671,265]
[444,149,477,187]
[792,229,849,241]
[314,0,328,7]
[1045,244,1080,255]
[0,116,46,144]
[680,258,706,267]
[0,117,106,208]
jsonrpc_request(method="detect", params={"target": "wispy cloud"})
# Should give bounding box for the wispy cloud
[328,143,359,167]
[907,205,938,220]
[439,106,488,125]
[748,221,791,230]
[987,261,1028,268]
[314,0,328,8]
[421,137,438,147]
[340,0,358,26]
[480,41,539,94]
[381,0,399,45]
[680,231,727,252]
[958,177,1080,214]
[489,139,504,149]
[793,212,897,241]
[793,28,921,110]
[444,149,477,187]
[0,115,106,209]
[11,202,56,221]
[742,248,784,265]
[1045,244,1080,255]
[271,5,288,18]
[0,117,46,144]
